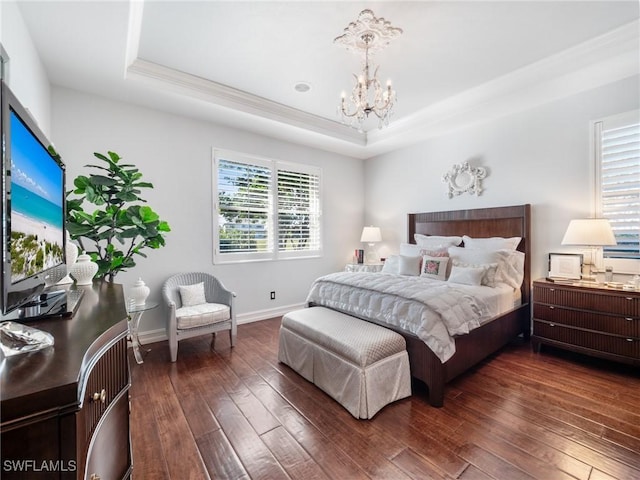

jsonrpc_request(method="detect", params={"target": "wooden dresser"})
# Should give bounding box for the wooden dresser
[532,279,640,366]
[1,281,132,479]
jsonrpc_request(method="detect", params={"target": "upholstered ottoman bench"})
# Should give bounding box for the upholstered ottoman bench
[278,307,411,419]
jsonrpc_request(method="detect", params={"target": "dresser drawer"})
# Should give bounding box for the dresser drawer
[81,336,129,447]
[84,391,131,480]
[533,320,639,359]
[533,304,639,337]
[534,284,640,317]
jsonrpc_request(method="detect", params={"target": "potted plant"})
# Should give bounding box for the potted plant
[63,150,170,282]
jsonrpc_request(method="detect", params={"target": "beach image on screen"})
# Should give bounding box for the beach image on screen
[9,110,64,283]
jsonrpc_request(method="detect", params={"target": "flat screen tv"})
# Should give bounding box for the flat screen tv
[1,80,68,319]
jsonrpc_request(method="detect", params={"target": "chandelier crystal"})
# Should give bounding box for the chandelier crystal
[334,10,403,130]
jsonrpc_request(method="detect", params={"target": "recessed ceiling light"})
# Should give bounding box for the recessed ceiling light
[294,82,312,93]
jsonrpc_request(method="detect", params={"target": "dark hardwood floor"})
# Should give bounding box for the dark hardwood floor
[130,317,640,480]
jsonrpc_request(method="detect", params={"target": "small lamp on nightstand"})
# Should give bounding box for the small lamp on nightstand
[360,226,382,264]
[561,218,616,281]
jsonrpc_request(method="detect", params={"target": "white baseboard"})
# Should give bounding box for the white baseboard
[137,302,305,346]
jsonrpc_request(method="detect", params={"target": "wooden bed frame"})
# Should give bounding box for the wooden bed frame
[404,203,531,406]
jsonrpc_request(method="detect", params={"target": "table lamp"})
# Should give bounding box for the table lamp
[360,226,382,264]
[561,218,616,281]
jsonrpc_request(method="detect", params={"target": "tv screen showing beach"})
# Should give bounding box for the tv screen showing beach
[9,109,64,284]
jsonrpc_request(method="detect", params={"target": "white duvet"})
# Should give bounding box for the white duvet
[306,272,516,363]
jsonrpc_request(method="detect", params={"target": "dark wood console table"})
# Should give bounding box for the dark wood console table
[1,281,132,479]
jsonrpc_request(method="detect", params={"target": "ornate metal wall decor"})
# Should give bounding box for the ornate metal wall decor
[442,162,487,198]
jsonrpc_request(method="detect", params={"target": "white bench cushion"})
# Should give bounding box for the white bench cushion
[281,306,406,367]
[176,302,230,330]
[278,307,411,419]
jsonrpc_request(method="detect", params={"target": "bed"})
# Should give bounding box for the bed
[308,204,531,407]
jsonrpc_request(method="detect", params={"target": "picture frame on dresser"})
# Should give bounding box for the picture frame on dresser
[548,252,583,280]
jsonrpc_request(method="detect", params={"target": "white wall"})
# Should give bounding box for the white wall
[364,75,640,282]
[0,1,51,135]
[51,87,364,338]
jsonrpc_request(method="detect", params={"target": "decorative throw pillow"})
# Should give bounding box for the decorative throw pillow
[398,255,421,276]
[420,255,449,280]
[452,261,498,287]
[448,265,486,286]
[179,282,207,307]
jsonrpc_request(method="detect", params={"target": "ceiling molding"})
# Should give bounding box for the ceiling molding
[124,17,638,160]
[365,20,640,155]
[126,58,366,146]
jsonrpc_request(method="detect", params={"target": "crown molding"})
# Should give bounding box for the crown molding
[126,58,366,147]
[125,19,638,159]
[366,19,640,155]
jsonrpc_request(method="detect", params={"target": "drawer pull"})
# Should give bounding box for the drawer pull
[627,338,634,342]
[90,474,101,480]
[549,288,555,292]
[548,306,555,310]
[549,323,556,327]
[92,389,106,404]
[626,318,634,322]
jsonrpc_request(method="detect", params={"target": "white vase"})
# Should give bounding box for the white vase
[130,278,150,306]
[58,240,79,285]
[70,253,98,285]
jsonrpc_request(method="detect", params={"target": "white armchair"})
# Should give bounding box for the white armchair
[162,272,237,362]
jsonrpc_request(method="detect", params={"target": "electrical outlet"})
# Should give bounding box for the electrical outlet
[270,291,276,300]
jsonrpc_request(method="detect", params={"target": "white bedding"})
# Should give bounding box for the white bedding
[305,272,520,363]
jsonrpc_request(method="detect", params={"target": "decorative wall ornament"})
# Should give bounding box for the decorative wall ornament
[442,162,487,198]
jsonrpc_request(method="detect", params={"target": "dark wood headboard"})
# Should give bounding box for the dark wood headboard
[408,204,531,304]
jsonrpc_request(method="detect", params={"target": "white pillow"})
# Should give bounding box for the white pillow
[414,234,462,248]
[179,282,207,307]
[398,255,421,276]
[449,246,513,286]
[448,265,486,286]
[452,261,498,286]
[462,235,521,251]
[381,255,400,274]
[449,246,525,289]
[495,250,526,289]
[420,255,449,280]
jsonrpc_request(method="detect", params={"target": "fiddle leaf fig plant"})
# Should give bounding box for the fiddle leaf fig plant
[65,150,171,282]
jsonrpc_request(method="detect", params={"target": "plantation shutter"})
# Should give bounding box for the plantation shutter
[596,112,640,260]
[277,167,321,255]
[216,157,273,257]
[214,150,322,263]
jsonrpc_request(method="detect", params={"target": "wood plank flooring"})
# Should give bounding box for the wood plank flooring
[129,318,640,480]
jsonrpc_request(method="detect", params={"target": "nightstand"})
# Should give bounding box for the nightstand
[345,263,384,273]
[532,279,639,366]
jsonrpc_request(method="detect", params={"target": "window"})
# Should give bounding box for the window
[213,149,322,263]
[594,110,640,270]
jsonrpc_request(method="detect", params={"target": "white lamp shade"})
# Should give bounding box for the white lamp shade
[360,226,382,243]
[561,219,616,246]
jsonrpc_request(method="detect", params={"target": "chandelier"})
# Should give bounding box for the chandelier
[334,10,403,130]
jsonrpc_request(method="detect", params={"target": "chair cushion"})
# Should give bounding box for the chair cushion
[176,302,230,329]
